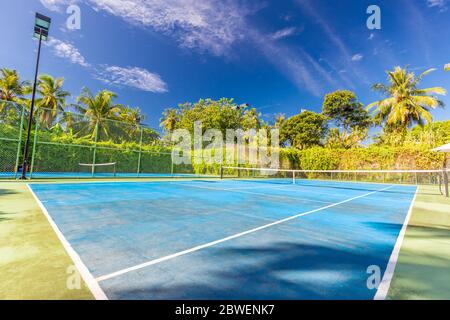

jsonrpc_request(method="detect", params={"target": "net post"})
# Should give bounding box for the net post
[113,162,117,177]
[292,170,296,185]
[137,126,143,177]
[220,165,224,180]
[92,122,99,177]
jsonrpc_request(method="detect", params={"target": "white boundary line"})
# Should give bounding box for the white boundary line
[27,184,108,300]
[374,187,418,300]
[96,185,394,282]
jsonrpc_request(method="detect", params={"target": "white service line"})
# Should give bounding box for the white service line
[374,187,418,300]
[96,185,395,282]
[27,184,108,300]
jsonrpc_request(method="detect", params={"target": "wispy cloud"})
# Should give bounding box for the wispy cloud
[270,27,300,40]
[86,0,256,57]
[295,0,369,84]
[41,0,355,96]
[81,0,331,95]
[46,38,168,93]
[47,38,90,67]
[351,54,363,62]
[402,0,432,65]
[40,0,78,11]
[250,31,324,97]
[427,0,447,10]
[95,66,168,93]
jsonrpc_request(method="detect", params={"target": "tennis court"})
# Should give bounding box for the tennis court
[28,174,418,300]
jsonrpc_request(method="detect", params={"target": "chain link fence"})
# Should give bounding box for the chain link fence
[0,101,25,179]
[0,103,211,179]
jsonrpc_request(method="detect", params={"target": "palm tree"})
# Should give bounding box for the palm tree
[119,106,145,125]
[74,88,121,140]
[160,108,179,132]
[0,68,31,111]
[35,74,70,127]
[117,106,146,142]
[367,67,446,130]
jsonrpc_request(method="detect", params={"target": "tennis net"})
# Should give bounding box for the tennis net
[221,166,449,193]
[79,162,117,177]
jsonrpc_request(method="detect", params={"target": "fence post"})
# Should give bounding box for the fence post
[137,126,143,177]
[14,104,26,179]
[92,122,99,177]
[29,113,40,179]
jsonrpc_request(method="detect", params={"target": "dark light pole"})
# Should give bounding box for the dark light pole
[20,13,51,179]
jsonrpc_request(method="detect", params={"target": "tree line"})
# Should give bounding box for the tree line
[160,66,447,149]
[1,65,448,149]
[0,68,158,143]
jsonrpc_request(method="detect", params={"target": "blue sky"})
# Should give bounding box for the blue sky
[1,0,449,130]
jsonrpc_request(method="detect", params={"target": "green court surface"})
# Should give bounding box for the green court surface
[387,185,450,299]
[0,182,93,299]
[0,180,449,300]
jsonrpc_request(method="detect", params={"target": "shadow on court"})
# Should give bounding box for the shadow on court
[0,189,17,222]
[107,241,387,300]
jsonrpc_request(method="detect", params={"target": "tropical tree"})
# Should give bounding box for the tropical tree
[0,68,31,111]
[367,67,446,131]
[322,90,371,131]
[274,114,286,128]
[159,98,257,135]
[74,88,121,140]
[119,106,145,125]
[35,74,70,127]
[325,127,368,149]
[280,110,328,149]
[160,108,179,132]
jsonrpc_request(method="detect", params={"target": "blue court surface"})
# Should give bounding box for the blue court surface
[29,178,417,300]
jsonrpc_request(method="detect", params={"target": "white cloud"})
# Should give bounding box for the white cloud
[270,27,299,40]
[40,1,354,96]
[351,54,363,62]
[47,38,90,67]
[86,0,254,56]
[96,66,168,93]
[40,0,78,11]
[250,31,323,97]
[46,38,167,93]
[427,0,446,7]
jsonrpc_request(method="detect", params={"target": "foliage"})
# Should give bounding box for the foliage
[160,98,263,135]
[0,68,31,111]
[35,74,70,128]
[368,66,446,130]
[405,120,450,147]
[74,88,123,140]
[322,90,371,130]
[280,110,328,149]
[325,127,368,149]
